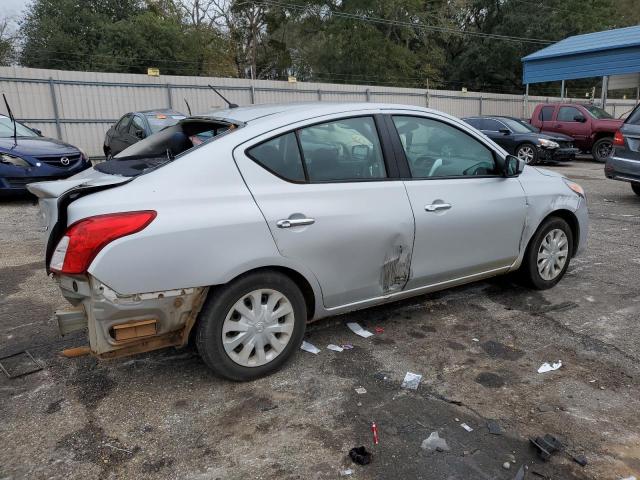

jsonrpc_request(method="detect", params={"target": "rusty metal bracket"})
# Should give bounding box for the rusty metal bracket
[0,350,45,379]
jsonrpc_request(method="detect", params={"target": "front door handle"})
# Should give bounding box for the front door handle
[276,217,315,228]
[425,203,452,212]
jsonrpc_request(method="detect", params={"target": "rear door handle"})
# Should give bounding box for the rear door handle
[425,203,452,212]
[276,217,315,228]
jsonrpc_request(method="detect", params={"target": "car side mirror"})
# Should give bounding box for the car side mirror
[573,114,586,123]
[503,155,524,177]
[31,128,43,136]
[499,128,511,135]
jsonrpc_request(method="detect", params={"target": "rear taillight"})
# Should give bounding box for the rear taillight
[613,130,625,147]
[50,211,156,274]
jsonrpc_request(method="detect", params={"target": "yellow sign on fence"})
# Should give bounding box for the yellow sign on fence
[147,67,160,77]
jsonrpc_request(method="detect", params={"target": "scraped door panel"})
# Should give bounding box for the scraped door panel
[234,154,415,309]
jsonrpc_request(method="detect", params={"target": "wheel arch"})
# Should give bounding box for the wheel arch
[536,209,580,257]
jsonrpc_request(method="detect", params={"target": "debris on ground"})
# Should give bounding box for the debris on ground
[339,468,353,476]
[373,371,392,382]
[513,465,526,480]
[421,431,450,452]
[300,341,321,354]
[327,344,344,352]
[503,462,511,470]
[349,446,372,465]
[61,346,91,358]
[537,361,562,373]
[0,350,44,379]
[355,387,367,394]
[371,422,379,445]
[472,338,480,342]
[460,423,473,432]
[530,434,564,461]
[487,419,503,435]
[374,326,384,334]
[571,454,588,467]
[401,372,422,390]
[346,322,374,338]
[341,343,354,350]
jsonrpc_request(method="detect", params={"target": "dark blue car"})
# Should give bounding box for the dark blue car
[0,114,91,195]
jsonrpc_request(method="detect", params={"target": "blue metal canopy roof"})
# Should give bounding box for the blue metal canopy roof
[522,26,640,84]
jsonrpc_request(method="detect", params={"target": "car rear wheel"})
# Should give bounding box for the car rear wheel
[592,137,613,163]
[519,217,573,290]
[632,183,640,196]
[196,270,306,381]
[516,143,538,165]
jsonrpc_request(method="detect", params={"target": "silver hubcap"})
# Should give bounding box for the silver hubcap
[517,146,535,164]
[222,289,295,367]
[537,229,569,281]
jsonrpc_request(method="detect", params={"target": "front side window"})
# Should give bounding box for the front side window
[392,116,497,178]
[247,132,305,182]
[539,106,554,121]
[557,107,582,122]
[298,117,386,182]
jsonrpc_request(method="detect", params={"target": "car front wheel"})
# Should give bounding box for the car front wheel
[520,217,573,290]
[196,270,307,381]
[592,137,613,162]
[516,143,538,165]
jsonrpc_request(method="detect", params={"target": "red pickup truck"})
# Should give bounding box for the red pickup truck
[530,103,623,162]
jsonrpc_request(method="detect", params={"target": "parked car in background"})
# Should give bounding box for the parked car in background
[530,103,623,162]
[0,114,90,195]
[463,115,578,164]
[103,109,185,159]
[605,103,640,196]
[29,103,587,381]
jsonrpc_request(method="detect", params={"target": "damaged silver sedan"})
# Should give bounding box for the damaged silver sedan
[28,103,588,381]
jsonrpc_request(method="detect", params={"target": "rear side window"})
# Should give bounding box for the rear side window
[539,106,554,121]
[248,132,305,182]
[298,117,386,182]
[557,106,581,122]
[481,119,505,131]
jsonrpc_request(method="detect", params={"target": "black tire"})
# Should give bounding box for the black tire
[519,217,573,290]
[515,142,539,165]
[592,137,613,163]
[195,270,307,381]
[632,183,640,196]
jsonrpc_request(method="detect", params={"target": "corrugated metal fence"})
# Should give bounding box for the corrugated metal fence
[1,66,637,157]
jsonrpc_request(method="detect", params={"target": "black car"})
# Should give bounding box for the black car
[103,109,186,159]
[605,104,640,196]
[462,115,578,165]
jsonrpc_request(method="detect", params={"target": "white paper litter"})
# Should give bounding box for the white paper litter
[327,344,344,352]
[355,387,367,394]
[401,372,423,390]
[472,338,480,342]
[421,431,450,451]
[346,322,374,338]
[460,423,473,432]
[619,477,637,480]
[339,468,354,476]
[300,341,320,354]
[537,360,562,373]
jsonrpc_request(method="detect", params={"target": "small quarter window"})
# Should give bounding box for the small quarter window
[248,132,305,182]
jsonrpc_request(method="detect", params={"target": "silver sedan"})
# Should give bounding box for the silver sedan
[29,103,588,381]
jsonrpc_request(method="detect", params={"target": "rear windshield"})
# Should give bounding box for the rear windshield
[500,118,535,133]
[95,119,239,177]
[626,105,640,125]
[146,113,186,133]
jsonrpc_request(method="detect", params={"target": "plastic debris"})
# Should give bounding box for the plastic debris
[472,338,480,342]
[503,462,511,470]
[371,422,379,445]
[347,322,374,338]
[327,344,344,352]
[530,434,563,461]
[487,419,503,435]
[355,387,367,394]
[349,446,372,465]
[374,326,385,334]
[300,341,320,354]
[341,343,354,350]
[421,431,450,452]
[513,465,526,480]
[537,360,562,373]
[401,372,422,390]
[339,468,353,476]
[460,423,473,432]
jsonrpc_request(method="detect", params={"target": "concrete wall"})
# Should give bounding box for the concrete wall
[1,66,637,157]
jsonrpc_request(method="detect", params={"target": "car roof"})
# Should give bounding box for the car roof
[193,102,444,126]
[138,109,185,116]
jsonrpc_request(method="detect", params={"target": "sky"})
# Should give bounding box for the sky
[4,0,30,17]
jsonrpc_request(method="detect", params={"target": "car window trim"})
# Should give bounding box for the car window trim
[245,114,400,184]
[386,113,503,181]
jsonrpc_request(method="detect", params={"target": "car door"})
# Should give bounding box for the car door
[537,105,556,132]
[551,106,591,148]
[233,114,415,309]
[388,114,527,288]
[110,114,132,155]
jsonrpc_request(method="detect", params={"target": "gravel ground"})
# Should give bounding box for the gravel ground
[1,158,639,480]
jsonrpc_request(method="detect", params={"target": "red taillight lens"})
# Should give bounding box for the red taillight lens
[613,130,625,147]
[50,211,156,274]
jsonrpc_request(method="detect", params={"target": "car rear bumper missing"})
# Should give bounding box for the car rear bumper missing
[55,275,208,358]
